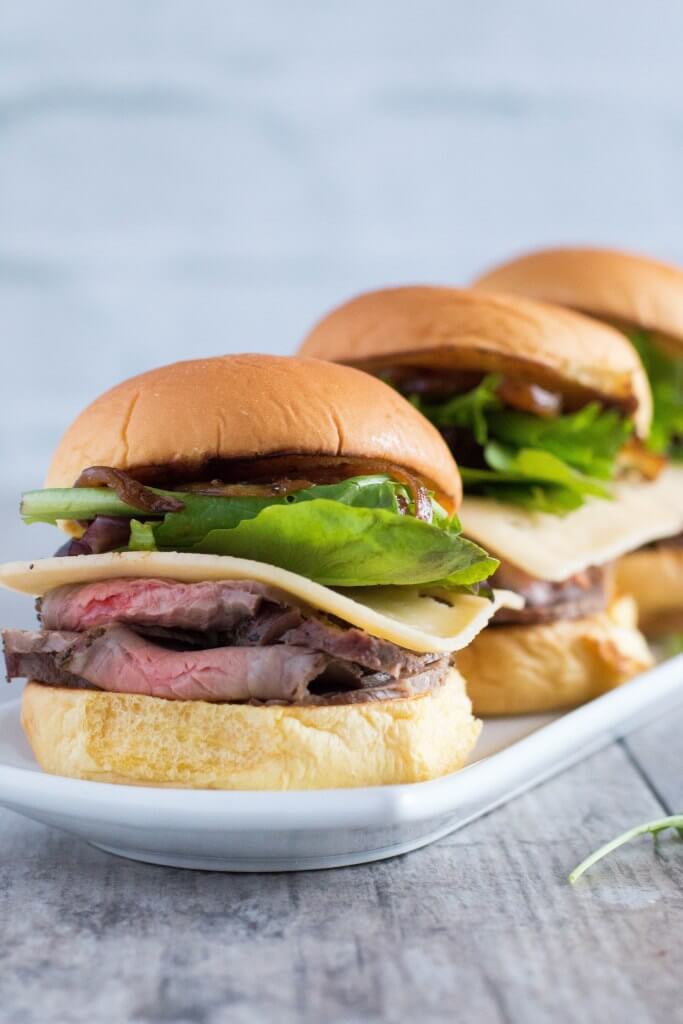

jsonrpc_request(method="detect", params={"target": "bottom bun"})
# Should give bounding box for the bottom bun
[21,669,480,789]
[455,596,653,716]
[615,546,683,636]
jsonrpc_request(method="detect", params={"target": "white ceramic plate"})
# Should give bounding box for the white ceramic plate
[0,655,682,872]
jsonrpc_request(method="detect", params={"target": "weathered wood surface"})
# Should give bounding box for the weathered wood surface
[1,706,681,1024]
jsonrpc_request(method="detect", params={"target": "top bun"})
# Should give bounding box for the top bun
[46,354,462,510]
[299,287,651,437]
[473,247,683,354]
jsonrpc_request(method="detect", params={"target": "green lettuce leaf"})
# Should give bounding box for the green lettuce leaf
[485,404,631,479]
[628,329,683,459]
[21,475,416,528]
[412,376,631,515]
[20,476,495,590]
[413,374,502,444]
[459,444,610,515]
[190,499,498,587]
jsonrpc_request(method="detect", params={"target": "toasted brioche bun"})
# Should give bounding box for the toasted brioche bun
[20,670,480,789]
[473,247,683,354]
[454,596,653,716]
[299,287,651,436]
[46,354,461,512]
[615,545,683,637]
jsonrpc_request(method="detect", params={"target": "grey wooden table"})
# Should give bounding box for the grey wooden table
[1,705,681,1024]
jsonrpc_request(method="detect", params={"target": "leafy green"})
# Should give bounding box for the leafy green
[192,499,498,588]
[486,404,631,479]
[569,816,683,884]
[21,475,497,590]
[628,330,683,459]
[413,374,502,445]
[414,376,630,515]
[128,520,157,551]
[484,444,611,498]
[21,487,141,524]
[21,475,418,528]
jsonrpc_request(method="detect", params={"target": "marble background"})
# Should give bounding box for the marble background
[2,0,683,636]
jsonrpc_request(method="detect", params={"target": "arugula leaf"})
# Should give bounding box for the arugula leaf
[485,444,611,498]
[459,470,585,515]
[411,376,631,515]
[569,816,683,884]
[413,374,502,444]
[486,404,631,479]
[628,329,683,458]
[460,444,609,516]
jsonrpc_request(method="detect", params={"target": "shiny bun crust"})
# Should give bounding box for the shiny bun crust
[21,670,480,789]
[299,287,651,437]
[615,546,683,637]
[45,354,461,509]
[454,597,653,716]
[473,247,683,353]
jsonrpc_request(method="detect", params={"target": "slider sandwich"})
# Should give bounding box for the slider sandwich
[299,287,681,714]
[474,247,683,637]
[0,354,512,788]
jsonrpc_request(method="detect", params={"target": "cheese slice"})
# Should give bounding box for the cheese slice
[0,551,521,655]
[460,465,683,582]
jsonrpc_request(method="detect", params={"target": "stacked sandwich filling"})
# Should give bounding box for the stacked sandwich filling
[5,462,502,706]
[3,578,449,705]
[373,369,641,629]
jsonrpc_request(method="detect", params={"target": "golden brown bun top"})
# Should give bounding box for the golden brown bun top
[46,353,462,509]
[473,247,683,354]
[299,286,652,436]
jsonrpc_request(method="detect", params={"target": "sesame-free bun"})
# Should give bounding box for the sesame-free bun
[299,287,651,436]
[46,354,461,510]
[20,670,480,789]
[615,545,683,637]
[473,247,683,354]
[454,596,653,716]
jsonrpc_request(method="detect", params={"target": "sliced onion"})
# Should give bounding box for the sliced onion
[73,467,185,513]
[617,439,666,481]
[496,377,562,417]
[181,479,314,498]
[198,454,435,522]
[75,457,434,522]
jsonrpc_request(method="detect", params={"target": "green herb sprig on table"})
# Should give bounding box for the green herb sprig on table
[569,816,683,884]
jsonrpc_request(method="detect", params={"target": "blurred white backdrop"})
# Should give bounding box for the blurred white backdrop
[1,0,683,636]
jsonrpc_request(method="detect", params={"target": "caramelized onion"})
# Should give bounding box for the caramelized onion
[191,454,435,523]
[73,458,435,522]
[617,439,666,481]
[55,516,131,557]
[73,467,185,514]
[180,479,314,498]
[496,378,562,418]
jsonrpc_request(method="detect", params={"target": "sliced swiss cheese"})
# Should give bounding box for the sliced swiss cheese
[0,551,521,655]
[460,465,683,582]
